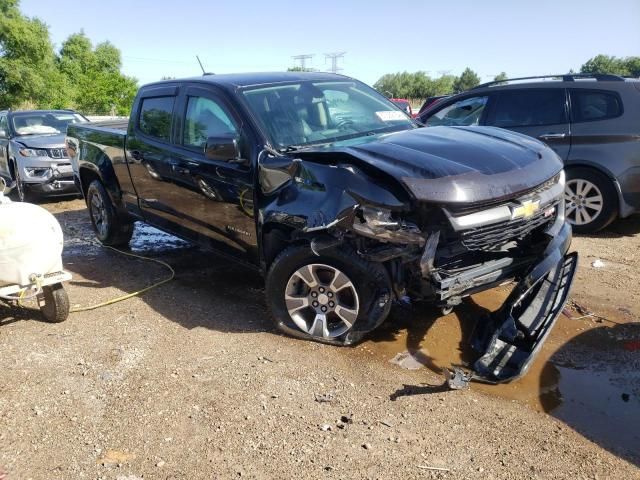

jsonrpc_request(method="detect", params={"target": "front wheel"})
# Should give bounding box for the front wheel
[565,168,618,233]
[86,180,134,246]
[266,245,392,346]
[14,165,35,203]
[38,283,69,323]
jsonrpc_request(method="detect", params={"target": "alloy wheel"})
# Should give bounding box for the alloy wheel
[15,168,26,202]
[565,179,604,226]
[90,191,109,238]
[284,263,359,339]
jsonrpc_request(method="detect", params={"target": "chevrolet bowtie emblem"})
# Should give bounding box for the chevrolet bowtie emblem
[512,200,540,219]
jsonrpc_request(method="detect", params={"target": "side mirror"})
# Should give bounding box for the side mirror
[0,128,8,139]
[204,134,241,162]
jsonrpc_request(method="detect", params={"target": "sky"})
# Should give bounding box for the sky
[19,0,640,87]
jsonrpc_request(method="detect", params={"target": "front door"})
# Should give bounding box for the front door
[167,86,258,263]
[485,88,571,160]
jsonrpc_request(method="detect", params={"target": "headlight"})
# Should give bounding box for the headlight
[19,148,49,157]
[352,206,425,245]
[25,167,52,178]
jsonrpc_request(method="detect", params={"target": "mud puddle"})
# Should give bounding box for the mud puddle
[358,288,640,461]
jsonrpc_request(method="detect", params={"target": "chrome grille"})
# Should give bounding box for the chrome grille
[48,148,68,159]
[460,200,560,251]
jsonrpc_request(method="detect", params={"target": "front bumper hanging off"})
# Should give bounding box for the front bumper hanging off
[468,221,578,383]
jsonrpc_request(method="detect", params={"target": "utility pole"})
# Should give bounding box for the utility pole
[324,52,346,74]
[292,54,314,71]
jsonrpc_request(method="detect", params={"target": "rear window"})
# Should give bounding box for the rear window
[139,96,175,141]
[490,89,567,128]
[424,96,488,127]
[570,90,622,122]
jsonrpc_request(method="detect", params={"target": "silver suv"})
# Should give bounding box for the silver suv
[418,74,640,233]
[0,109,89,202]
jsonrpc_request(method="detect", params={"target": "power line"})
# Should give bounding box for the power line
[324,52,346,74]
[292,54,314,70]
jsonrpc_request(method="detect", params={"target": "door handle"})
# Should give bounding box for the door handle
[538,133,566,140]
[171,164,190,175]
[130,150,143,161]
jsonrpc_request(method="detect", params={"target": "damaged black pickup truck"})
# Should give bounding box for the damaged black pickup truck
[66,72,577,383]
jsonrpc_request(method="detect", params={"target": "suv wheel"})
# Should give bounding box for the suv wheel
[565,168,618,233]
[14,165,34,203]
[86,179,134,246]
[266,244,392,346]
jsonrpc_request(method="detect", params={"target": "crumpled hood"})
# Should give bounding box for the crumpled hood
[15,133,66,149]
[330,126,563,204]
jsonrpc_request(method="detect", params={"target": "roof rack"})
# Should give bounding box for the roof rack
[473,73,626,90]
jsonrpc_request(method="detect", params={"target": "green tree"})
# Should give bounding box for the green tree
[452,67,481,93]
[0,0,68,108]
[493,72,508,82]
[373,72,454,100]
[579,54,640,77]
[0,2,137,113]
[58,31,137,114]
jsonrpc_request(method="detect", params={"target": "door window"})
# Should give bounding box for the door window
[0,115,7,136]
[570,90,622,122]
[424,96,488,126]
[489,89,566,128]
[138,96,175,141]
[183,96,238,149]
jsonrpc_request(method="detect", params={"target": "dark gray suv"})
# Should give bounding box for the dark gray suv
[418,74,640,233]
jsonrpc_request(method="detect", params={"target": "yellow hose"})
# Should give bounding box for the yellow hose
[69,245,175,313]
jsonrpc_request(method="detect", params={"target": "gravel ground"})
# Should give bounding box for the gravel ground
[1,198,638,479]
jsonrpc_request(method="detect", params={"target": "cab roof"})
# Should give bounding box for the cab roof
[143,71,354,90]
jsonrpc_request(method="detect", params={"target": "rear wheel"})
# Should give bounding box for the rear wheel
[38,283,69,323]
[86,180,134,246]
[266,244,392,346]
[565,168,618,233]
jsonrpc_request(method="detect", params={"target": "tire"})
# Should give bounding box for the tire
[14,164,36,203]
[86,179,134,246]
[266,244,393,346]
[39,283,69,323]
[565,167,618,234]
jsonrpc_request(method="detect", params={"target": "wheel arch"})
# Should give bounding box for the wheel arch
[78,163,126,212]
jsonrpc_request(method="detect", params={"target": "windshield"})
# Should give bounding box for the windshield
[11,111,88,136]
[242,81,414,149]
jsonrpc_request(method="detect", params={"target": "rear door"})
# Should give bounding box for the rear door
[485,88,571,160]
[125,86,184,225]
[567,88,625,166]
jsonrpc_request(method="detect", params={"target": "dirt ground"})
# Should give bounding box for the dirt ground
[1,198,638,480]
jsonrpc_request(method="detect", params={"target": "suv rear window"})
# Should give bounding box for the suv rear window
[139,96,175,141]
[490,89,567,128]
[424,96,488,127]
[570,90,622,122]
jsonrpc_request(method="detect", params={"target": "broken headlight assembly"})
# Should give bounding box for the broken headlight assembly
[351,206,425,246]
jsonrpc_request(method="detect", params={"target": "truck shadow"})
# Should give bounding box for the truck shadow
[40,206,271,335]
